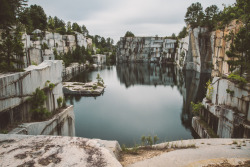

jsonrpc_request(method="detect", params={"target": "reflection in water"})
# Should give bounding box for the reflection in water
[66,64,210,146]
[116,63,176,87]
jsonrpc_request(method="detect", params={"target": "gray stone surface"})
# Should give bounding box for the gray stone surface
[0,134,122,167]
[63,82,105,96]
[9,105,75,136]
[127,139,250,167]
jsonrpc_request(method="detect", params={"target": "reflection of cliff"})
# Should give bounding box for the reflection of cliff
[179,71,210,131]
[116,63,176,87]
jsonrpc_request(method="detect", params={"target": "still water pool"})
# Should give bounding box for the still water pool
[65,64,210,146]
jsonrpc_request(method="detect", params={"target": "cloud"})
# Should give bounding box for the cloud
[28,0,236,43]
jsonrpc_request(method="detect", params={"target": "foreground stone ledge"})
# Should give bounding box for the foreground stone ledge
[0,134,122,167]
[9,105,75,136]
[126,139,250,167]
[63,82,105,96]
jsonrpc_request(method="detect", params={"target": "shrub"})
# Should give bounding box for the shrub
[141,136,146,146]
[49,83,55,90]
[191,102,204,116]
[153,136,159,144]
[92,85,97,90]
[226,89,234,96]
[206,80,213,100]
[57,97,63,108]
[228,73,247,87]
[28,88,50,120]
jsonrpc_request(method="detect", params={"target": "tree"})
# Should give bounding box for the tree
[72,22,82,33]
[185,2,204,28]
[0,0,27,29]
[19,4,47,33]
[48,16,55,32]
[178,26,188,39]
[226,0,250,76]
[81,25,89,36]
[171,33,177,39]
[0,0,26,72]
[29,5,47,31]
[124,31,135,37]
[203,5,220,30]
[66,21,72,34]
[0,27,25,72]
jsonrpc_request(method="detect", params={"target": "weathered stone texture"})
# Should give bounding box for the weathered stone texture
[0,134,122,167]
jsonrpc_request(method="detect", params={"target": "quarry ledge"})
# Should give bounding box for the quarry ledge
[0,135,249,167]
[63,82,105,96]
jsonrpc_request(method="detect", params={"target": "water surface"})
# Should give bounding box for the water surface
[66,64,210,146]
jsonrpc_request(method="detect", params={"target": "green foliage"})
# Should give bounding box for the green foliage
[202,5,220,30]
[0,130,8,134]
[206,80,213,100]
[31,61,37,65]
[41,42,49,51]
[92,85,97,90]
[141,136,146,146]
[28,88,50,120]
[226,26,250,75]
[57,97,63,108]
[19,4,47,33]
[72,22,82,33]
[0,0,27,29]
[147,136,153,146]
[153,136,159,145]
[228,73,247,87]
[62,97,66,108]
[185,2,204,28]
[0,25,25,72]
[121,144,139,155]
[124,31,135,37]
[191,102,204,116]
[49,83,55,91]
[96,73,104,86]
[178,26,188,39]
[226,89,235,96]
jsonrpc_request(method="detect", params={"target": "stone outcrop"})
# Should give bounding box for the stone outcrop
[9,105,75,136]
[192,77,250,138]
[127,138,250,167]
[0,60,64,131]
[211,20,243,77]
[0,134,122,167]
[63,82,105,96]
[176,20,242,75]
[117,37,176,63]
[175,27,212,73]
[21,30,93,68]
[62,62,86,81]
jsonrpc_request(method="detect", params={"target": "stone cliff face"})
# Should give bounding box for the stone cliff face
[210,20,243,77]
[117,37,176,63]
[0,60,65,132]
[176,20,242,75]
[193,77,250,138]
[21,31,92,68]
[176,27,212,73]
[175,21,250,138]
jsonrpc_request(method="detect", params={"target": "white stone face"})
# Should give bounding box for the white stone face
[10,105,75,136]
[117,37,176,62]
[0,60,63,113]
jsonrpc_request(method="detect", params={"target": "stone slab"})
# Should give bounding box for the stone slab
[0,134,122,167]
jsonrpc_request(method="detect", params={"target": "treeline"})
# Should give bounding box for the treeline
[0,0,116,72]
[178,0,249,77]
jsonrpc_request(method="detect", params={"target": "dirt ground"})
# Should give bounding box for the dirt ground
[119,147,175,166]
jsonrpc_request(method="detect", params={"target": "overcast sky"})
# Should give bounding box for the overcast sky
[28,0,236,43]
